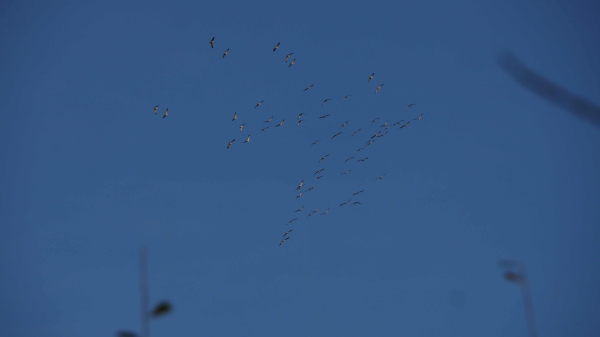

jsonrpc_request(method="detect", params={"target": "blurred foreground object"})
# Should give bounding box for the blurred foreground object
[497,52,600,127]
[498,259,537,337]
[151,301,173,317]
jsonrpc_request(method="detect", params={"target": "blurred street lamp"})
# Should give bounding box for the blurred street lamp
[498,259,537,337]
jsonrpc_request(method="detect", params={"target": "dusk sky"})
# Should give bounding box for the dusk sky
[1,1,599,336]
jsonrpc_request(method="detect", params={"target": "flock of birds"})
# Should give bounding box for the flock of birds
[155,38,425,246]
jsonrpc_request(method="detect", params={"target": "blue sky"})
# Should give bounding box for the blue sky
[1,0,599,336]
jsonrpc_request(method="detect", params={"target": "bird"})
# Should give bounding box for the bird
[345,156,355,162]
[298,113,305,119]
[296,192,302,199]
[265,116,273,123]
[368,73,374,82]
[318,114,330,119]
[375,84,383,94]
[365,140,375,147]
[381,120,388,127]
[296,181,304,190]
[276,119,284,127]
[232,112,237,121]
[340,121,348,129]
[288,59,296,67]
[400,121,410,129]
[392,120,405,126]
[340,199,351,206]
[340,170,351,175]
[152,302,172,316]
[285,53,294,62]
[316,175,323,180]
[261,127,269,132]
[311,140,320,146]
[376,174,386,180]
[210,37,214,48]
[305,184,316,192]
[222,48,229,58]
[331,132,342,139]
[304,84,314,91]
[286,218,297,225]
[243,135,251,143]
[283,230,292,237]
[371,131,381,139]
[154,105,159,114]
[314,168,324,175]
[407,103,415,110]
[322,99,332,106]
[255,100,264,108]
[372,118,380,123]
[295,205,304,212]
[307,209,318,218]
[297,120,304,126]
[351,201,362,206]
[227,139,235,149]
[279,237,290,246]
[319,154,329,162]
[358,157,368,162]
[353,190,364,195]
[162,108,168,118]
[351,129,361,136]
[239,123,246,132]
[343,95,352,101]
[414,114,423,121]
[273,42,280,52]
[357,148,364,152]
[380,131,389,137]
[320,208,329,215]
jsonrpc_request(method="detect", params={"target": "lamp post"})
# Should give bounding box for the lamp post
[498,260,537,337]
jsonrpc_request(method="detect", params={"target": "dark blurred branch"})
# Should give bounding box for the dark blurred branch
[497,52,600,127]
[498,260,537,337]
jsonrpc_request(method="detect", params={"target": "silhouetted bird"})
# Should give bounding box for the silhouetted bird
[304,84,314,91]
[162,108,168,118]
[210,37,214,48]
[273,42,280,52]
[255,100,264,108]
[222,48,229,58]
[288,59,296,67]
[375,84,383,94]
[227,139,235,149]
[154,105,159,114]
[285,53,294,62]
[368,73,374,82]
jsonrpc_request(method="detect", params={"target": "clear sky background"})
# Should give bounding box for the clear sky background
[1,0,599,336]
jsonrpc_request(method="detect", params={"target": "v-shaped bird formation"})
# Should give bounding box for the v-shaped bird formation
[151,37,426,246]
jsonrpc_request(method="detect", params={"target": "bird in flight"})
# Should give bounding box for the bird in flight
[227,139,235,149]
[380,120,388,127]
[304,84,314,91]
[222,48,229,58]
[351,201,362,206]
[392,120,405,126]
[239,123,246,132]
[316,175,323,180]
[322,99,332,106]
[298,113,305,119]
[376,174,386,180]
[340,121,348,129]
[296,181,304,190]
[320,208,329,215]
[283,230,292,237]
[356,148,364,152]
[368,73,374,82]
[307,208,319,217]
[400,121,410,129]
[255,100,264,108]
[340,170,351,175]
[311,140,320,146]
[358,157,368,162]
[375,84,384,94]
[314,168,324,175]
[286,218,297,225]
[353,190,364,195]
[345,156,355,162]
[273,42,280,52]
[351,129,361,137]
[162,108,168,118]
[261,127,269,132]
[232,112,237,121]
[289,59,296,67]
[210,37,214,48]
[243,135,251,143]
[276,119,285,127]
[331,132,342,139]
[372,118,380,123]
[296,192,302,199]
[319,154,329,162]
[265,116,273,123]
[407,103,415,110]
[297,120,304,126]
[340,199,351,206]
[365,140,375,147]
[295,205,304,212]
[305,184,316,192]
[371,131,381,139]
[285,53,294,62]
[318,114,330,119]
[343,95,352,101]
[414,114,423,121]
[154,105,159,114]
[279,237,290,246]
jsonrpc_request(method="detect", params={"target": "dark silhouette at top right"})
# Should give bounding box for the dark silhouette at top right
[497,52,600,127]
